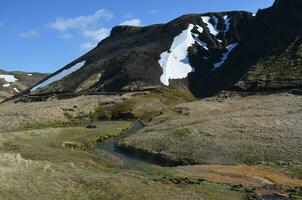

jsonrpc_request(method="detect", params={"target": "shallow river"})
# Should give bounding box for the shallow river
[93,120,152,167]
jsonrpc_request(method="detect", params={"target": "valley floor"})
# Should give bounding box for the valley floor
[0,91,301,199]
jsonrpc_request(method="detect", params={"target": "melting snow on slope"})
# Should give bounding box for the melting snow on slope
[3,83,10,87]
[223,15,231,32]
[194,25,209,50]
[194,37,209,50]
[196,25,204,34]
[159,24,195,86]
[31,61,86,91]
[14,87,20,93]
[213,43,238,69]
[0,74,18,83]
[201,16,219,36]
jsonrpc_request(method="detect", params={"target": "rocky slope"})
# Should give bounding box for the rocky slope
[192,0,302,97]
[21,0,301,98]
[0,69,47,101]
[25,11,254,96]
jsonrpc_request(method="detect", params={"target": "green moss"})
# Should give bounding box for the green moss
[20,121,77,131]
[139,110,163,121]
[91,101,135,120]
[239,36,302,91]
[91,87,195,121]
[172,128,190,138]
[146,87,196,103]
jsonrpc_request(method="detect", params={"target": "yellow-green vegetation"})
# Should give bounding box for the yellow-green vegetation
[20,121,79,131]
[292,190,302,200]
[0,121,132,162]
[0,90,301,199]
[118,93,302,166]
[91,101,136,120]
[173,128,190,138]
[237,36,302,91]
[91,87,195,121]
[0,120,249,200]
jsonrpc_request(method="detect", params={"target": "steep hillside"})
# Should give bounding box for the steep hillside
[0,69,47,101]
[26,11,254,96]
[191,0,302,97]
[20,0,302,99]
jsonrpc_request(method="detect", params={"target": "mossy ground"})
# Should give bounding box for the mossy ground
[0,91,301,199]
[118,93,302,166]
[91,87,195,121]
[237,36,302,91]
[0,120,248,200]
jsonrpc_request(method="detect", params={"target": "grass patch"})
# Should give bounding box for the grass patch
[91,101,136,120]
[20,121,79,131]
[90,87,195,121]
[145,87,196,103]
[173,128,190,138]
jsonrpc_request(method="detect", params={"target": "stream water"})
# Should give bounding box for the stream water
[92,121,292,200]
[93,121,152,167]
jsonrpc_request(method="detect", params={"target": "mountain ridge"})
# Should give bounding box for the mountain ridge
[15,0,302,100]
[0,69,48,101]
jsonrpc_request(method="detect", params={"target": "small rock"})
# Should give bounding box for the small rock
[86,124,97,129]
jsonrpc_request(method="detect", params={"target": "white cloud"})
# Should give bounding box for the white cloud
[19,29,40,38]
[80,42,96,50]
[83,28,110,42]
[120,18,142,26]
[81,28,111,50]
[49,9,113,32]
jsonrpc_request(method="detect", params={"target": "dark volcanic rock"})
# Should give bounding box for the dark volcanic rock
[25,11,254,97]
[191,0,302,97]
[23,0,302,98]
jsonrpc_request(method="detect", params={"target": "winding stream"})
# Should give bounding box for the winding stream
[93,121,152,167]
[92,121,292,200]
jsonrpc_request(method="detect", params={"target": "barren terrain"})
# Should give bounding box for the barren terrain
[119,93,302,166]
[0,91,301,199]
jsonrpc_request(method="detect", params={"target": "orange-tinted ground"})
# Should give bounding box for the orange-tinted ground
[176,165,302,188]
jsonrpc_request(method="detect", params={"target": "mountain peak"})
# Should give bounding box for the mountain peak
[14,0,302,101]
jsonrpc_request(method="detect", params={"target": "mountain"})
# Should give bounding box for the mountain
[23,0,301,98]
[191,0,302,97]
[0,69,48,101]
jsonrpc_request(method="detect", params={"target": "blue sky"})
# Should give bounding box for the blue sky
[0,0,274,73]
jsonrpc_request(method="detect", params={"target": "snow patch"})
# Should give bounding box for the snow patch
[194,37,209,50]
[223,15,231,32]
[3,83,10,87]
[196,25,203,34]
[213,43,238,69]
[0,74,18,83]
[213,16,219,30]
[201,16,219,36]
[159,24,195,86]
[193,25,209,50]
[31,61,86,91]
[27,74,33,76]
[13,87,20,93]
